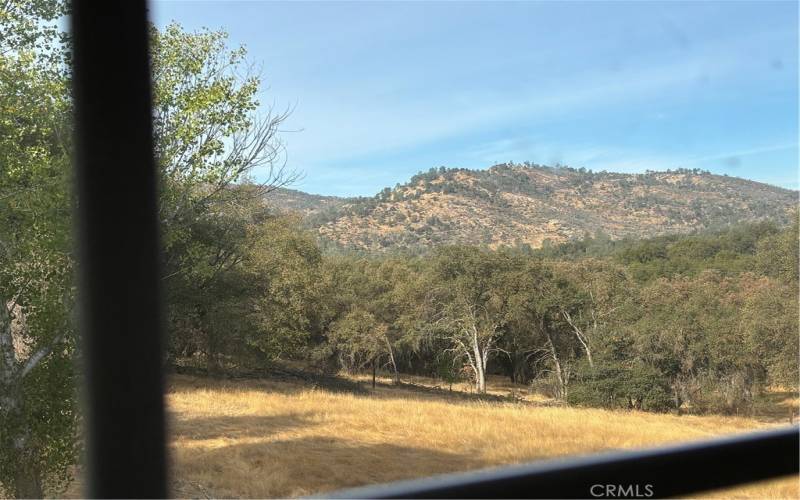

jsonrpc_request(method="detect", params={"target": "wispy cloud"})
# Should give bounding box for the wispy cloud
[277,25,793,175]
[152,0,798,195]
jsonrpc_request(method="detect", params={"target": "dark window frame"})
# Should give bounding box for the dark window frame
[70,1,799,498]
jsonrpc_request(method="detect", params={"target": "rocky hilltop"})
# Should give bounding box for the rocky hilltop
[268,163,797,252]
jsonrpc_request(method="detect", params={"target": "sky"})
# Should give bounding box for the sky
[151,0,799,197]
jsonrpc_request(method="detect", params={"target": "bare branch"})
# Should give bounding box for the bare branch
[18,333,63,379]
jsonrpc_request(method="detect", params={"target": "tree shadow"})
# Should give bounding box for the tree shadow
[169,411,318,442]
[170,368,369,396]
[751,390,800,423]
[170,435,487,499]
[366,379,542,407]
[169,371,547,411]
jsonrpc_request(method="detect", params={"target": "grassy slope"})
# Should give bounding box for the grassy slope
[142,375,799,499]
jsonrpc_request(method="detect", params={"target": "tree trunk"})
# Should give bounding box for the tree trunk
[545,331,566,399]
[371,358,376,389]
[1,300,16,399]
[1,301,22,476]
[206,350,221,377]
[476,364,486,393]
[473,355,486,393]
[200,306,221,377]
[2,301,45,499]
[562,310,593,368]
[13,461,44,499]
[471,326,487,394]
[382,335,400,385]
[509,350,529,385]
[584,347,594,369]
[508,349,518,384]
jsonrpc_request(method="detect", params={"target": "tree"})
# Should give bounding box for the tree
[329,309,398,387]
[553,259,632,368]
[2,14,298,494]
[148,22,302,375]
[151,23,294,216]
[421,247,510,393]
[755,216,799,285]
[244,213,323,363]
[151,24,297,364]
[1,1,78,496]
[166,189,325,375]
[568,323,675,412]
[627,273,766,414]
[165,183,282,373]
[739,274,799,390]
[317,256,416,384]
[502,259,579,399]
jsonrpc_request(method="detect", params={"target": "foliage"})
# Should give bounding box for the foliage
[1,11,296,495]
[215,217,796,410]
[0,1,78,496]
[568,362,673,412]
[151,22,297,374]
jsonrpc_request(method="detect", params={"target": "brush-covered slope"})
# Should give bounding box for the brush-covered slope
[269,163,797,252]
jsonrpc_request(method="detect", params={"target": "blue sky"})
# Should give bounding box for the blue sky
[152,0,799,197]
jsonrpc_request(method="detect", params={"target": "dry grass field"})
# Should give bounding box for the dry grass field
[135,374,798,498]
[59,373,798,498]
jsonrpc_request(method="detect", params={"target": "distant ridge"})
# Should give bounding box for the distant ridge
[267,163,797,252]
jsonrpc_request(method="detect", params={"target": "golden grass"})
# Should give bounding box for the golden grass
[58,374,798,498]
[141,375,796,499]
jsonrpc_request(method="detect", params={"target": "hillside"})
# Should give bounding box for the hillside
[268,164,797,252]
[266,187,354,219]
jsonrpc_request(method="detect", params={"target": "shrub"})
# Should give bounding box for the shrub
[568,362,674,412]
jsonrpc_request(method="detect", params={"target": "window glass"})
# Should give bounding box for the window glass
[1,1,797,498]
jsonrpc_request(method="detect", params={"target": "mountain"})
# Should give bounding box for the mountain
[266,187,353,219]
[267,163,797,252]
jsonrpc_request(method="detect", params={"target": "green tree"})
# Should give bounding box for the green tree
[569,332,673,411]
[552,259,633,369]
[418,247,513,393]
[2,14,298,494]
[151,24,296,366]
[0,1,78,496]
[627,273,765,413]
[755,216,799,284]
[328,309,397,387]
[244,213,323,362]
[147,23,302,375]
[739,275,799,390]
